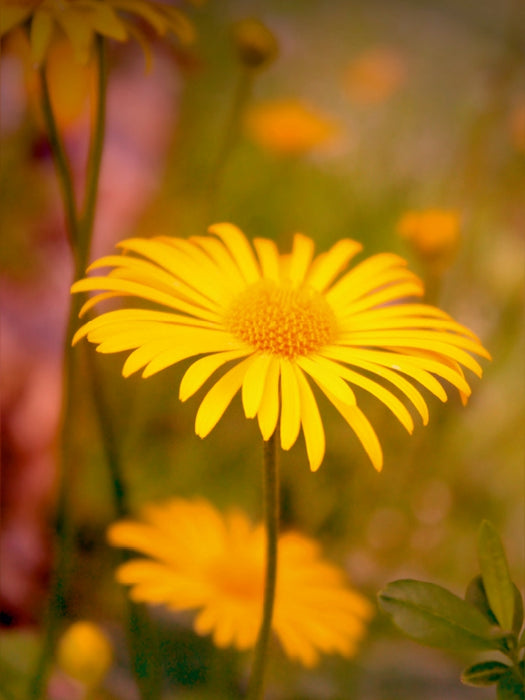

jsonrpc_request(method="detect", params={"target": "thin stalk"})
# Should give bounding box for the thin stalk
[39,64,78,248]
[27,295,83,700]
[30,38,161,700]
[246,431,280,700]
[205,67,254,218]
[77,35,107,270]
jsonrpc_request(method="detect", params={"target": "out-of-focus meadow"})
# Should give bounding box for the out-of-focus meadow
[1,0,524,698]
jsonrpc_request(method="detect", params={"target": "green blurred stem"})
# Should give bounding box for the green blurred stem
[39,63,78,248]
[246,431,280,700]
[31,38,160,700]
[77,35,107,270]
[205,67,254,217]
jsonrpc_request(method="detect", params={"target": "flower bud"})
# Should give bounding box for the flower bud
[231,18,278,70]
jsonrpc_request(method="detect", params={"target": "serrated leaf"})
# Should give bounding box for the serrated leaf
[497,669,525,700]
[479,520,515,631]
[378,579,505,651]
[461,660,511,686]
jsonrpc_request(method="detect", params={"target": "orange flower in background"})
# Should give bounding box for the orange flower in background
[344,46,406,105]
[397,209,461,272]
[108,498,373,667]
[71,223,490,472]
[0,0,197,66]
[245,99,340,155]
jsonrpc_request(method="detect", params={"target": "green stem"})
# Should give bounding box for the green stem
[78,35,107,269]
[39,64,78,249]
[246,431,280,700]
[205,67,254,218]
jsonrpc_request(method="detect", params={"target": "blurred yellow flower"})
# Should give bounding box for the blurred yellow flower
[245,99,339,155]
[344,46,406,105]
[56,620,113,687]
[397,209,461,272]
[71,223,490,471]
[0,0,196,66]
[108,498,373,667]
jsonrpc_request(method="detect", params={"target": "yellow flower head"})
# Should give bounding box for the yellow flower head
[71,223,490,472]
[397,209,461,272]
[0,0,197,66]
[245,99,339,155]
[108,498,373,667]
[343,46,407,105]
[56,620,113,687]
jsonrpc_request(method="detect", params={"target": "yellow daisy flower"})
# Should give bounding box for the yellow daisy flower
[0,0,196,66]
[71,223,490,471]
[107,498,373,667]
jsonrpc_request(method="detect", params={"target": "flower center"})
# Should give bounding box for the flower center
[227,280,337,358]
[208,557,263,601]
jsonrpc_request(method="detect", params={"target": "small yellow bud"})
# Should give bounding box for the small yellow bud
[56,621,113,688]
[397,209,461,273]
[231,18,278,70]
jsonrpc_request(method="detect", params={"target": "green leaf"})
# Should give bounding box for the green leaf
[512,584,524,636]
[466,575,499,625]
[378,579,505,651]
[479,520,515,631]
[461,660,511,686]
[497,669,525,700]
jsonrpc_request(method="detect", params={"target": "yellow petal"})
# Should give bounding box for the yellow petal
[323,346,430,424]
[195,358,252,437]
[327,392,383,471]
[253,237,280,282]
[313,354,414,433]
[296,355,356,408]
[208,223,261,284]
[294,367,325,471]
[84,4,128,41]
[257,357,281,440]
[242,353,273,418]
[179,349,250,401]
[71,276,220,322]
[341,280,425,315]
[288,233,315,286]
[306,238,363,292]
[327,252,410,304]
[279,358,301,450]
[56,9,94,64]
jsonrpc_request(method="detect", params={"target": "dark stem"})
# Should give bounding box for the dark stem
[246,431,280,700]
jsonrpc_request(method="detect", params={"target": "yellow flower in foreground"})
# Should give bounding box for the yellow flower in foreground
[245,99,339,155]
[397,209,461,272]
[71,223,490,471]
[0,0,196,66]
[108,498,373,667]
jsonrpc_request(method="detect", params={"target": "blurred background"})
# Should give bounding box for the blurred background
[1,0,524,698]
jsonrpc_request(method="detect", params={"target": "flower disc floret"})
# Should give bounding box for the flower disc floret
[227,281,337,358]
[71,222,491,472]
